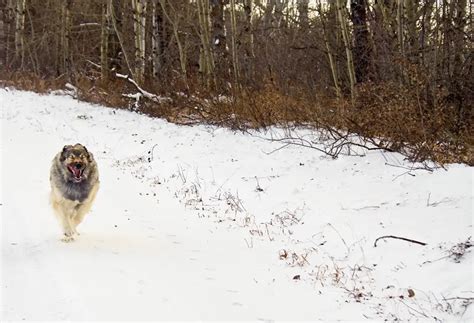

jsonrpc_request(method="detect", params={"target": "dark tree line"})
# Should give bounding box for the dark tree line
[0,1,472,127]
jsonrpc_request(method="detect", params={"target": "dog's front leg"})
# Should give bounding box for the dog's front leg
[59,213,75,242]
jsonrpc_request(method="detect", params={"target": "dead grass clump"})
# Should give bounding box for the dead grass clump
[344,82,473,165]
[202,85,318,129]
[1,70,65,93]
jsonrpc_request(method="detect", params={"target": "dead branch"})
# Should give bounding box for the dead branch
[258,122,399,161]
[116,73,172,104]
[374,235,427,247]
[264,135,339,158]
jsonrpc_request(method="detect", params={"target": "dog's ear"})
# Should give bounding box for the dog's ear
[60,145,72,162]
[81,146,94,162]
[86,151,94,163]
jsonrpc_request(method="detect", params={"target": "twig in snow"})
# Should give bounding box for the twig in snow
[262,143,291,155]
[255,176,264,192]
[265,224,274,241]
[385,162,435,172]
[426,193,452,207]
[374,235,427,247]
[398,299,429,318]
[244,238,253,248]
[391,170,417,182]
[327,223,350,256]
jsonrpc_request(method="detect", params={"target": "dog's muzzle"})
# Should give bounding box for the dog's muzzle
[67,163,85,182]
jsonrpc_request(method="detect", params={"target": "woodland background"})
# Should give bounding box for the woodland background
[0,0,472,164]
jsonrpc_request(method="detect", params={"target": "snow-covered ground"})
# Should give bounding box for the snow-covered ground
[1,88,472,321]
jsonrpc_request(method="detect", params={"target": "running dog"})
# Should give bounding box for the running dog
[50,144,99,242]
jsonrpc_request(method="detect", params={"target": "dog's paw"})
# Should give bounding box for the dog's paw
[61,234,75,243]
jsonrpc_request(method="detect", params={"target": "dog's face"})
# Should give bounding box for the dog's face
[59,144,93,183]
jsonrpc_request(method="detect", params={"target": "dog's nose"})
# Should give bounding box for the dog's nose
[75,163,83,170]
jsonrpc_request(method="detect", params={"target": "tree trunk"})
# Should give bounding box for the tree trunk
[336,0,356,100]
[297,0,309,29]
[274,0,285,28]
[100,0,111,80]
[210,0,226,81]
[397,0,405,82]
[110,0,134,78]
[405,0,419,61]
[264,0,275,30]
[131,0,147,84]
[350,0,370,83]
[159,0,187,85]
[229,0,240,86]
[151,0,165,79]
[197,0,215,88]
[61,0,72,75]
[14,0,26,67]
[451,0,468,128]
[419,0,434,66]
[242,0,254,80]
[319,2,341,98]
[1,0,15,66]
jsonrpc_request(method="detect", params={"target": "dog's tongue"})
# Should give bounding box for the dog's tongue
[68,165,82,178]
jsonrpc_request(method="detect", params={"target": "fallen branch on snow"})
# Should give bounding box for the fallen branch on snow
[116,73,172,104]
[374,235,427,247]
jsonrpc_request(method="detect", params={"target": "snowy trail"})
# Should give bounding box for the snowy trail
[0,90,334,320]
[1,89,473,321]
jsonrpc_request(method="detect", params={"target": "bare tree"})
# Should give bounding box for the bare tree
[337,0,356,99]
[350,0,370,82]
[197,0,215,88]
[297,0,309,29]
[210,0,226,82]
[159,0,187,85]
[131,0,147,84]
[14,0,26,67]
[100,0,111,80]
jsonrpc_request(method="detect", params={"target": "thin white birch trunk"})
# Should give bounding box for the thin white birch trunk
[132,0,146,84]
[336,0,356,100]
[197,0,215,88]
[319,3,341,99]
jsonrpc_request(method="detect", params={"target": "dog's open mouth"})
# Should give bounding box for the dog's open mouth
[67,164,85,182]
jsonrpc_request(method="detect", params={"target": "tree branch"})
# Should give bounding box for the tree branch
[374,235,427,247]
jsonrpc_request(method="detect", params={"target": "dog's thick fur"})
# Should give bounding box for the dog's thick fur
[50,144,99,242]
